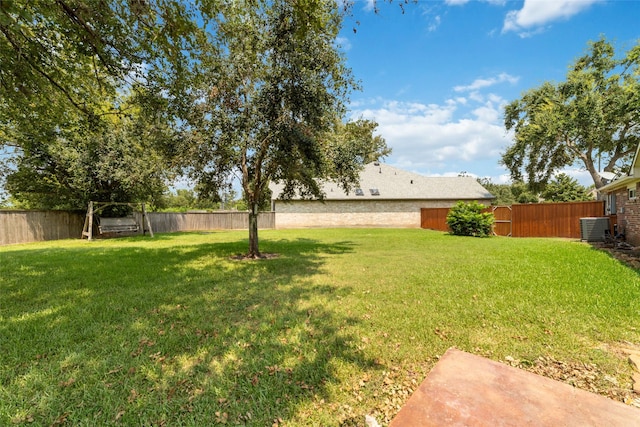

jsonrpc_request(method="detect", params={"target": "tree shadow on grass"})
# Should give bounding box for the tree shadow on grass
[0,236,372,425]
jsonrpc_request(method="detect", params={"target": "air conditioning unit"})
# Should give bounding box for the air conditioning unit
[580,217,610,242]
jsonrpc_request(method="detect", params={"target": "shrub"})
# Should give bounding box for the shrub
[446,201,494,237]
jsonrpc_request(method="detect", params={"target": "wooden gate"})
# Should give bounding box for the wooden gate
[492,206,512,236]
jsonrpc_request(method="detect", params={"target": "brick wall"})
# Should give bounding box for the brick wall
[613,183,640,245]
[276,211,421,228]
[273,199,487,228]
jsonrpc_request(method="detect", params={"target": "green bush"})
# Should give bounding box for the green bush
[446,201,494,237]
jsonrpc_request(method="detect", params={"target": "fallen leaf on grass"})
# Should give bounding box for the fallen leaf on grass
[131,339,155,357]
[434,328,449,340]
[215,412,228,424]
[11,414,34,424]
[59,378,75,387]
[266,365,281,375]
[251,374,260,386]
[50,412,69,426]
[167,379,189,401]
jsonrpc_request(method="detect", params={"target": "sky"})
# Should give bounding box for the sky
[337,0,640,186]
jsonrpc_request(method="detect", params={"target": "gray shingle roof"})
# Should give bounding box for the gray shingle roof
[270,163,495,201]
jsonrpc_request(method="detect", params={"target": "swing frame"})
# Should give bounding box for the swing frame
[81,201,154,240]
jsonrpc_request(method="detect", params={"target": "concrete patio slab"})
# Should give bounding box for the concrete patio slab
[389,348,640,427]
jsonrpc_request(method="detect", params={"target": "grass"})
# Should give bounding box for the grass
[1,229,639,426]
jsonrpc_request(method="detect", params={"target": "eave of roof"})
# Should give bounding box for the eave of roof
[598,175,640,193]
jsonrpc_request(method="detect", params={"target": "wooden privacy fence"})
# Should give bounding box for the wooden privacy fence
[0,210,85,246]
[421,200,605,238]
[146,212,275,233]
[0,210,275,246]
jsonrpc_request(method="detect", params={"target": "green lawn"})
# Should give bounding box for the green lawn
[1,229,639,426]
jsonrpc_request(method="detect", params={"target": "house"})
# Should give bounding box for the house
[268,162,495,228]
[597,146,640,246]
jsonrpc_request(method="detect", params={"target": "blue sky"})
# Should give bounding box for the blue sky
[339,0,640,186]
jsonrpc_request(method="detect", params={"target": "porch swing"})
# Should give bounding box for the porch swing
[81,201,154,240]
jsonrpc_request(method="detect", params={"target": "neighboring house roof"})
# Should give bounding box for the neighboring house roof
[269,163,495,201]
[598,143,640,193]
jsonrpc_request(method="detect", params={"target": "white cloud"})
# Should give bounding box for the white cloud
[473,104,501,123]
[558,167,594,187]
[350,97,509,174]
[427,15,441,32]
[335,36,352,51]
[348,72,525,183]
[503,0,602,35]
[362,0,376,12]
[454,73,519,92]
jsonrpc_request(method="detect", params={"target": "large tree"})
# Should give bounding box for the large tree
[5,95,176,209]
[184,0,383,258]
[0,1,202,207]
[502,38,640,191]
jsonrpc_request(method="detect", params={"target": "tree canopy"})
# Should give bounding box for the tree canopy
[0,1,200,121]
[182,0,388,257]
[0,1,203,208]
[539,173,592,203]
[4,95,176,210]
[477,178,539,205]
[502,37,640,190]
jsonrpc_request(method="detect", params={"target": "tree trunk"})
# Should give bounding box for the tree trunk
[248,202,260,258]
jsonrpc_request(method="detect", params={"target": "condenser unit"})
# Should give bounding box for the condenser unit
[580,217,610,242]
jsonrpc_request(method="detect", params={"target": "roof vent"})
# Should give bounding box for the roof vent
[373,161,380,166]
[370,188,380,196]
[355,188,364,196]
[410,180,413,184]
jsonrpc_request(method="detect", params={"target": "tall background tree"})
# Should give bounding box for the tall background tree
[5,95,176,209]
[477,178,539,205]
[0,1,202,208]
[478,175,591,205]
[502,37,640,191]
[539,173,592,202]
